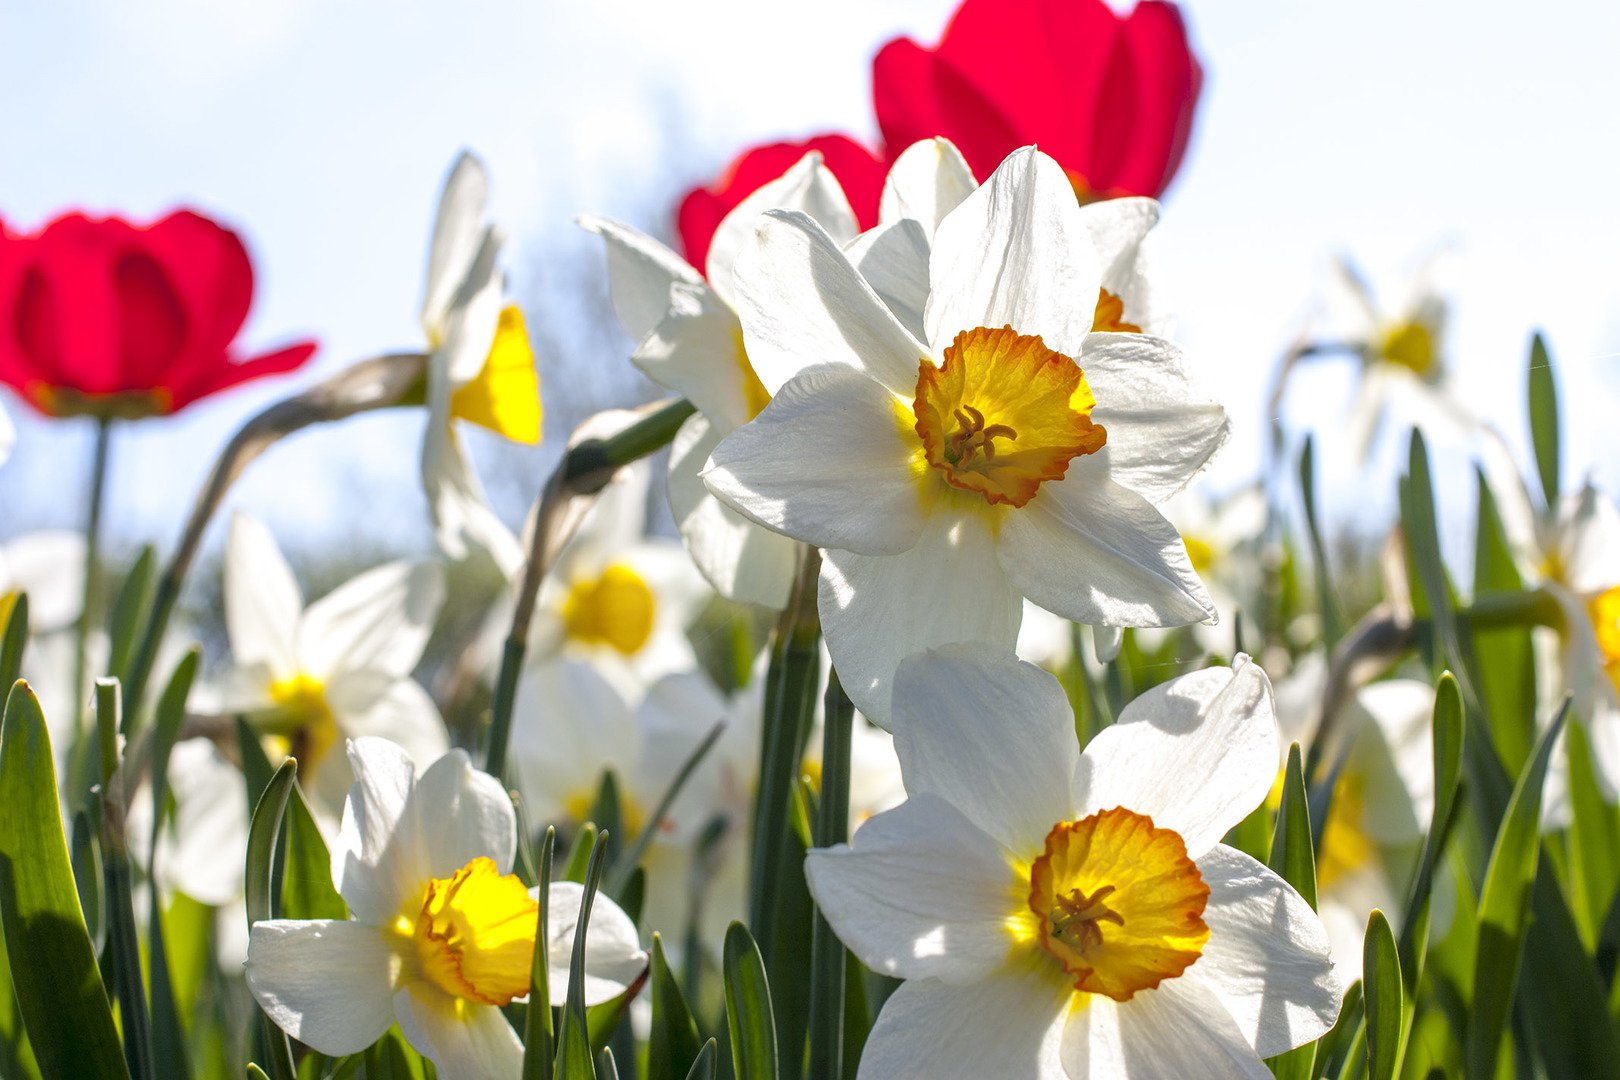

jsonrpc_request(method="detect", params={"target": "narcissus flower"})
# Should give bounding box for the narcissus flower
[246,738,647,1079]
[704,147,1226,722]
[582,152,863,608]
[872,0,1202,198]
[676,134,885,271]
[806,647,1339,1078]
[417,153,542,575]
[0,209,315,418]
[219,513,449,814]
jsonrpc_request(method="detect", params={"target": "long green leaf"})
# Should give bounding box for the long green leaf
[280,786,346,921]
[554,832,609,1080]
[1471,469,1536,774]
[1465,699,1567,1078]
[1516,866,1620,1079]
[724,922,778,1080]
[646,935,701,1080]
[1527,332,1560,509]
[1397,671,1464,987]
[685,1040,718,1080]
[1265,743,1316,1080]
[106,546,157,695]
[0,681,128,1080]
[1363,910,1404,1080]
[523,827,558,1080]
[808,672,854,1080]
[1298,436,1343,650]
[244,759,299,1080]
[144,652,200,1080]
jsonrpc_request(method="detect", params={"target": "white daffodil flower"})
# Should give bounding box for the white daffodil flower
[219,513,449,814]
[0,530,87,633]
[246,738,648,1079]
[510,656,642,831]
[580,152,858,609]
[806,646,1339,1078]
[703,146,1226,722]
[418,152,541,576]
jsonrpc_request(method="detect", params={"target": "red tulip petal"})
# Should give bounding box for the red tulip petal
[1105,2,1203,197]
[113,250,187,387]
[166,339,317,413]
[141,209,254,362]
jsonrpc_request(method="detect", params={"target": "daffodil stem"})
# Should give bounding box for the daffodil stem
[73,418,113,726]
[808,671,853,1080]
[483,397,696,782]
[121,354,427,720]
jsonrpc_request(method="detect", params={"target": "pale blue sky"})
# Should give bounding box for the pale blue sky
[2,0,1617,561]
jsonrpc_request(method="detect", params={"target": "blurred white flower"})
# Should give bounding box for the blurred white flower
[581,151,857,609]
[704,146,1225,722]
[418,152,541,576]
[806,647,1339,1078]
[0,400,12,466]
[219,512,448,814]
[0,530,87,633]
[246,738,647,1078]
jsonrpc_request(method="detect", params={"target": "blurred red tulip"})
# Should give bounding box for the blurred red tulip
[872,0,1203,199]
[677,134,885,271]
[0,209,316,419]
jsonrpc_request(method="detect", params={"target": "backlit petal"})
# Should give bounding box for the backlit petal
[225,513,302,678]
[545,882,649,1005]
[393,985,523,1080]
[245,919,399,1056]
[298,561,444,681]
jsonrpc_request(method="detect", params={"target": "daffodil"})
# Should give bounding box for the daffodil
[218,513,449,814]
[246,738,647,1078]
[0,530,87,634]
[704,146,1225,722]
[580,151,859,608]
[806,646,1339,1077]
[418,152,542,576]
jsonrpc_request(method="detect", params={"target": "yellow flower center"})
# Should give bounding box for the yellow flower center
[732,325,772,421]
[1315,770,1377,891]
[561,564,656,656]
[1091,289,1141,334]
[266,673,339,776]
[562,780,647,837]
[913,326,1106,509]
[450,303,542,444]
[1027,807,1209,1002]
[1587,586,1620,694]
[401,857,538,1007]
[1182,534,1215,576]
[1375,318,1437,376]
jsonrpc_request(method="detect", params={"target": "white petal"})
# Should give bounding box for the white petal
[999,461,1216,627]
[1069,974,1272,1079]
[733,209,928,397]
[510,658,637,824]
[1082,334,1229,504]
[577,214,702,344]
[0,531,86,632]
[422,386,524,576]
[880,138,977,237]
[225,513,302,677]
[332,737,424,924]
[1346,680,1435,845]
[1079,197,1167,336]
[245,920,399,1056]
[667,414,797,609]
[639,670,762,842]
[421,152,489,335]
[703,367,928,556]
[1558,483,1620,594]
[1015,601,1076,671]
[926,146,1101,358]
[316,674,449,817]
[1188,845,1342,1057]
[708,151,859,305]
[436,226,505,386]
[856,964,1070,1080]
[633,283,757,431]
[807,793,1025,983]
[394,985,523,1080]
[545,881,649,1005]
[1074,657,1279,857]
[845,219,931,341]
[890,646,1076,855]
[160,739,249,906]
[409,746,516,879]
[298,562,444,681]
[819,512,1024,724]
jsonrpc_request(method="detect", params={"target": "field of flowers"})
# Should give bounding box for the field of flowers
[0,1,1612,1078]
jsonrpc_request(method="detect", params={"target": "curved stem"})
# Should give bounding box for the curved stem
[72,417,113,727]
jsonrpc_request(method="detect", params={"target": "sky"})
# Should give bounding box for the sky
[2,0,1618,569]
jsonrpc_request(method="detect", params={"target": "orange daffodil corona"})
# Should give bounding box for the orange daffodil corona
[703,145,1226,722]
[245,738,647,1080]
[805,647,1339,1077]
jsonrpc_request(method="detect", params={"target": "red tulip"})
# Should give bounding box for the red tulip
[0,209,316,419]
[872,0,1203,199]
[676,133,885,271]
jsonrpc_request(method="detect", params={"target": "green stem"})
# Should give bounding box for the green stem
[73,418,113,728]
[484,398,696,782]
[808,670,853,1080]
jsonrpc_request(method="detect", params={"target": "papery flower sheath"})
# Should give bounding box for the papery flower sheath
[806,646,1339,1078]
[676,134,885,271]
[0,209,315,418]
[872,0,1202,198]
[246,738,648,1079]
[703,146,1226,721]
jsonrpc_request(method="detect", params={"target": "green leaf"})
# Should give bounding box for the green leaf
[0,595,28,691]
[97,685,154,1080]
[1566,720,1620,949]
[243,759,299,1080]
[562,823,598,885]
[1516,866,1620,1079]
[106,546,157,693]
[1363,910,1404,1080]
[1470,469,1536,774]
[279,786,346,921]
[1310,980,1363,1080]
[145,653,200,1080]
[1527,332,1560,509]
[646,935,701,1080]
[554,832,609,1080]
[685,1040,718,1080]
[1299,436,1343,650]
[1398,671,1464,986]
[808,673,854,1080]
[0,681,129,1080]
[724,922,778,1080]
[1264,743,1316,1080]
[1465,699,1567,1079]
[596,1049,618,1080]
[523,827,557,1080]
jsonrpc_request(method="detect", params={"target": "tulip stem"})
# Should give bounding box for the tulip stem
[483,397,696,783]
[72,417,113,729]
